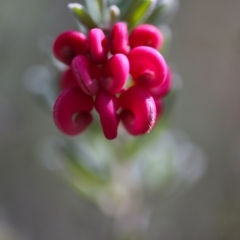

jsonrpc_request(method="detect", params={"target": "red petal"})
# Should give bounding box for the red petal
[129,24,163,50]
[119,86,157,135]
[148,66,172,98]
[59,68,78,92]
[95,91,120,140]
[53,87,94,135]
[88,28,109,64]
[128,46,167,88]
[101,54,129,94]
[110,22,129,55]
[53,31,88,65]
[71,55,101,96]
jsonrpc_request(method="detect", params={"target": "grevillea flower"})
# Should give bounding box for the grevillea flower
[100,54,129,94]
[95,91,120,140]
[129,24,163,50]
[110,22,129,55]
[53,31,88,65]
[148,66,172,98]
[71,55,101,96]
[119,86,157,135]
[88,28,109,64]
[128,46,167,88]
[53,87,94,136]
[59,68,78,92]
[52,23,171,140]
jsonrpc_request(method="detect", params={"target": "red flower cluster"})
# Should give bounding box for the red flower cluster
[52,23,172,140]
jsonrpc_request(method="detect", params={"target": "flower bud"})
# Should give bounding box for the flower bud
[53,87,94,135]
[95,91,120,140]
[128,46,167,88]
[71,55,101,96]
[110,22,129,55]
[88,28,109,64]
[53,31,88,65]
[59,68,78,92]
[100,54,129,94]
[129,24,163,50]
[119,85,157,135]
[148,66,172,98]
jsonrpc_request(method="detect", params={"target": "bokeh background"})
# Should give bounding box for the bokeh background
[1,0,240,239]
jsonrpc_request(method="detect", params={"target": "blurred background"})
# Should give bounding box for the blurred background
[1,0,240,239]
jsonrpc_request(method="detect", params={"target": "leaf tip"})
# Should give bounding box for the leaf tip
[68,3,83,10]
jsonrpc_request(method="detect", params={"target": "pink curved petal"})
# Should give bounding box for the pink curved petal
[110,22,129,55]
[95,91,120,140]
[59,68,78,92]
[100,54,129,94]
[71,55,101,96]
[148,66,172,98]
[53,87,94,135]
[53,31,88,65]
[88,28,109,64]
[119,86,157,135]
[129,24,163,50]
[128,46,167,88]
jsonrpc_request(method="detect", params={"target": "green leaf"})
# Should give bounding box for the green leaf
[121,0,156,30]
[145,0,179,25]
[119,0,135,17]
[63,149,109,200]
[69,159,106,187]
[96,0,108,23]
[84,0,102,23]
[68,3,98,30]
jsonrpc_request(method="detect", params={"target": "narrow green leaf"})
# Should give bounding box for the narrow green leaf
[119,0,135,17]
[68,158,107,187]
[68,3,98,29]
[64,153,109,200]
[96,0,109,23]
[84,0,102,23]
[109,0,124,6]
[145,2,167,24]
[121,0,156,30]
[145,0,179,25]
